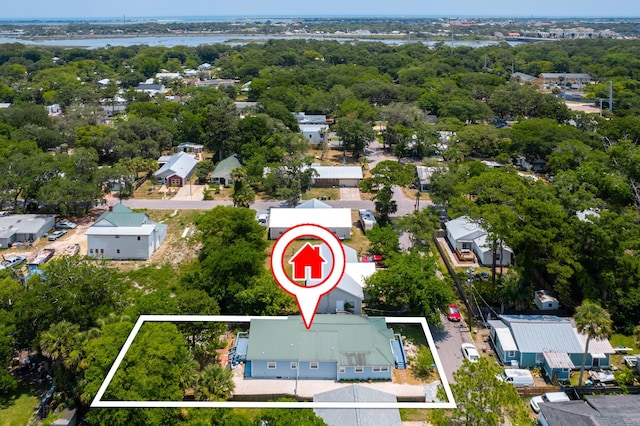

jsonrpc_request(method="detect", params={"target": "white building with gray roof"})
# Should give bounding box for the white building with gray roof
[311,165,363,188]
[0,214,55,248]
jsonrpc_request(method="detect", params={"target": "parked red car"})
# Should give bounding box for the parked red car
[447,304,461,322]
[360,254,384,268]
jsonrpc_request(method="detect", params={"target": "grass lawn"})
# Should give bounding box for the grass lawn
[609,333,640,368]
[0,385,38,426]
[400,408,431,422]
[301,187,339,201]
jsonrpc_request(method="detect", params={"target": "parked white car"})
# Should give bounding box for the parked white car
[530,392,570,413]
[461,343,480,363]
[1,255,26,268]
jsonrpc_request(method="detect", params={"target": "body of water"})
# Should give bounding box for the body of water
[0,34,523,49]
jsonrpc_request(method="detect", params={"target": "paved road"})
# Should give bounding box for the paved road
[431,315,474,384]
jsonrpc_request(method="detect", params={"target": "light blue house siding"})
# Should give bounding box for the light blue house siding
[489,315,614,375]
[338,365,392,381]
[543,352,574,382]
[245,316,398,382]
[568,353,610,369]
[250,361,337,380]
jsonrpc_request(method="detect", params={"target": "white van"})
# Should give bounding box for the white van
[530,391,570,413]
[495,369,535,387]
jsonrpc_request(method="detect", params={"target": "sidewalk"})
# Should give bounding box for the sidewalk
[171,184,205,201]
[232,376,429,400]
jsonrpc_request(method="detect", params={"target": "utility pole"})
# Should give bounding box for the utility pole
[450,18,455,56]
[609,80,613,114]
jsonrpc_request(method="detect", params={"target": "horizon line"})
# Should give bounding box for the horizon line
[2,14,639,21]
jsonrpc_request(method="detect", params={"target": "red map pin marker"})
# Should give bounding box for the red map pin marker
[271,224,346,329]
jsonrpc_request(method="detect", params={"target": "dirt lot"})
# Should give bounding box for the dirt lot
[5,210,102,264]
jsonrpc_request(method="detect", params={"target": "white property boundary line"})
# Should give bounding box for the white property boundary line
[90,315,457,409]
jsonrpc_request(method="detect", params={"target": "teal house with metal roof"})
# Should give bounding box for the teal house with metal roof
[488,315,614,382]
[244,316,398,381]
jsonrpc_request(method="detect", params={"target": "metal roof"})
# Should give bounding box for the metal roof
[314,385,401,426]
[473,234,513,254]
[268,208,352,229]
[540,73,591,80]
[210,154,242,179]
[306,243,374,299]
[0,214,54,235]
[312,166,363,180]
[575,332,615,357]
[500,315,583,354]
[444,216,485,242]
[246,316,395,367]
[154,151,197,180]
[85,223,159,236]
[296,198,332,209]
[511,72,537,82]
[489,320,518,351]
[543,352,575,369]
[92,205,148,227]
[416,166,438,183]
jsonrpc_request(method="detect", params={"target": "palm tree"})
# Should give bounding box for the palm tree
[195,364,235,401]
[40,320,80,366]
[231,166,255,208]
[574,300,613,389]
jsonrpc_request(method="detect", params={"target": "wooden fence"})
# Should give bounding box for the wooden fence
[517,385,561,397]
[433,233,473,321]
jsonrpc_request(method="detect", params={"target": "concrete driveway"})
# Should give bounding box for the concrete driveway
[172,184,205,201]
[339,188,361,200]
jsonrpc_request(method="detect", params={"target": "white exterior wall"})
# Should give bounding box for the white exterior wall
[316,287,362,315]
[475,246,513,267]
[269,226,350,240]
[87,234,153,260]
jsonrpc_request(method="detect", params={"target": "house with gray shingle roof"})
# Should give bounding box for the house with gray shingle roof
[538,395,640,426]
[85,204,167,260]
[489,315,614,382]
[210,154,242,186]
[154,151,197,187]
[244,316,397,381]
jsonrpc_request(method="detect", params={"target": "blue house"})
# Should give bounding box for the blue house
[489,315,614,382]
[243,316,402,381]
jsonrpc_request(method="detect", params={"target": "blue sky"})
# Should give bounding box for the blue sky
[3,0,639,19]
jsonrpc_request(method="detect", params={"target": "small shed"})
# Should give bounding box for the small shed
[535,290,559,310]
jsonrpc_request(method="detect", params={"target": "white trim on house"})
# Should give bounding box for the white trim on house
[268,208,352,240]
